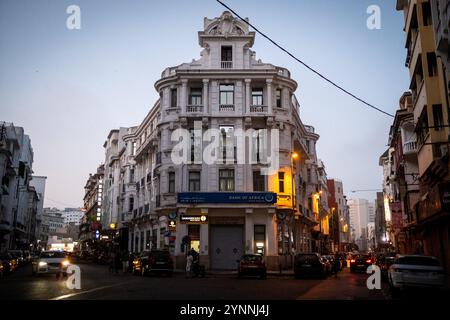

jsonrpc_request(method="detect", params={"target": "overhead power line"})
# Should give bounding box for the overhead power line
[215,0,395,118]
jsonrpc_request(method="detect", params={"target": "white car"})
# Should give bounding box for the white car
[388,254,446,292]
[32,251,70,276]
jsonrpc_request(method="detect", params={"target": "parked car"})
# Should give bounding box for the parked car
[0,253,18,274]
[294,253,327,279]
[388,255,446,294]
[376,253,396,279]
[8,250,25,266]
[32,251,70,277]
[237,254,267,279]
[350,254,373,273]
[133,250,174,277]
[22,250,32,264]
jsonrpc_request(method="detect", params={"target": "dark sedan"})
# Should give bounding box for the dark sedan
[294,253,327,279]
[133,250,174,277]
[350,254,373,273]
[237,254,267,279]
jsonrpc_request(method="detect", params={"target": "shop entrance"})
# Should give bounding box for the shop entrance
[210,225,244,270]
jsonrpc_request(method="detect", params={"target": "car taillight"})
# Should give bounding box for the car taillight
[366,259,372,264]
[350,259,355,263]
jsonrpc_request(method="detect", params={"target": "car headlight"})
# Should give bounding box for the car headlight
[62,260,70,267]
[38,261,47,267]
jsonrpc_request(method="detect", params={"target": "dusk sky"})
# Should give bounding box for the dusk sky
[0,0,409,209]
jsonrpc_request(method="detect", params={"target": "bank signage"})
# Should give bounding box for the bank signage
[180,215,208,224]
[177,192,277,204]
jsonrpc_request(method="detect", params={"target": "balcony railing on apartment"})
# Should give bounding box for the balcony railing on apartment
[221,61,233,69]
[250,105,268,113]
[219,105,235,112]
[186,105,204,113]
[403,140,417,154]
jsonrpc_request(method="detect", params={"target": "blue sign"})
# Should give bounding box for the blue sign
[177,192,277,204]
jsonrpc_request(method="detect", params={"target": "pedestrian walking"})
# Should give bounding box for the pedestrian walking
[121,250,129,274]
[186,251,194,278]
[333,252,341,278]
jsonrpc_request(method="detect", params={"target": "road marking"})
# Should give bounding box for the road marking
[49,282,128,300]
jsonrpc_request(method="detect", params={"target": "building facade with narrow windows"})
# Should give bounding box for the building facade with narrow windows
[94,12,330,271]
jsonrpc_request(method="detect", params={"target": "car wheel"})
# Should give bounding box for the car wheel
[237,272,242,278]
[260,273,267,280]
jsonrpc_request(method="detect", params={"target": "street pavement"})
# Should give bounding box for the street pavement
[0,261,392,300]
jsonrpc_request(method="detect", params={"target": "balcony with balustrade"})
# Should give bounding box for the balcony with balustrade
[403,140,418,155]
[221,61,233,69]
[249,105,268,114]
[219,105,235,112]
[186,105,204,114]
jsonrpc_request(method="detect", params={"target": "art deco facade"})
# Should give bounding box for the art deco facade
[94,12,332,271]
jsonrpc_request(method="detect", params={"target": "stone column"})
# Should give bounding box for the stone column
[266,79,273,114]
[181,79,188,115]
[202,79,209,113]
[245,79,251,114]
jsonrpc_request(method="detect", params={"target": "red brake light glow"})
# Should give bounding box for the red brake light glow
[350,259,355,263]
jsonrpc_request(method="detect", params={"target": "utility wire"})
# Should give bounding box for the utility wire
[216,0,395,118]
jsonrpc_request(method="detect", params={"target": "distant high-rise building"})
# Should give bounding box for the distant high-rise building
[63,208,84,226]
[348,199,373,251]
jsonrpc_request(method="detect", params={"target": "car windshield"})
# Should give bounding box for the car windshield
[396,256,440,266]
[242,255,262,262]
[40,252,66,259]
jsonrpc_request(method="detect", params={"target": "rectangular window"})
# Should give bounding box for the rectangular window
[171,88,177,108]
[307,169,311,183]
[416,107,429,145]
[146,230,151,250]
[305,140,310,154]
[219,125,235,162]
[276,89,282,108]
[252,129,266,163]
[252,88,264,105]
[422,1,432,26]
[219,169,235,191]
[253,171,265,191]
[427,52,438,77]
[433,104,443,131]
[278,172,285,193]
[189,171,201,192]
[168,172,175,193]
[132,142,137,156]
[220,85,234,105]
[129,197,134,212]
[189,88,202,105]
[221,46,232,62]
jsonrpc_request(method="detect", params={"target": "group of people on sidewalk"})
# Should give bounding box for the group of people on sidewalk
[185,248,205,278]
[108,248,133,274]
